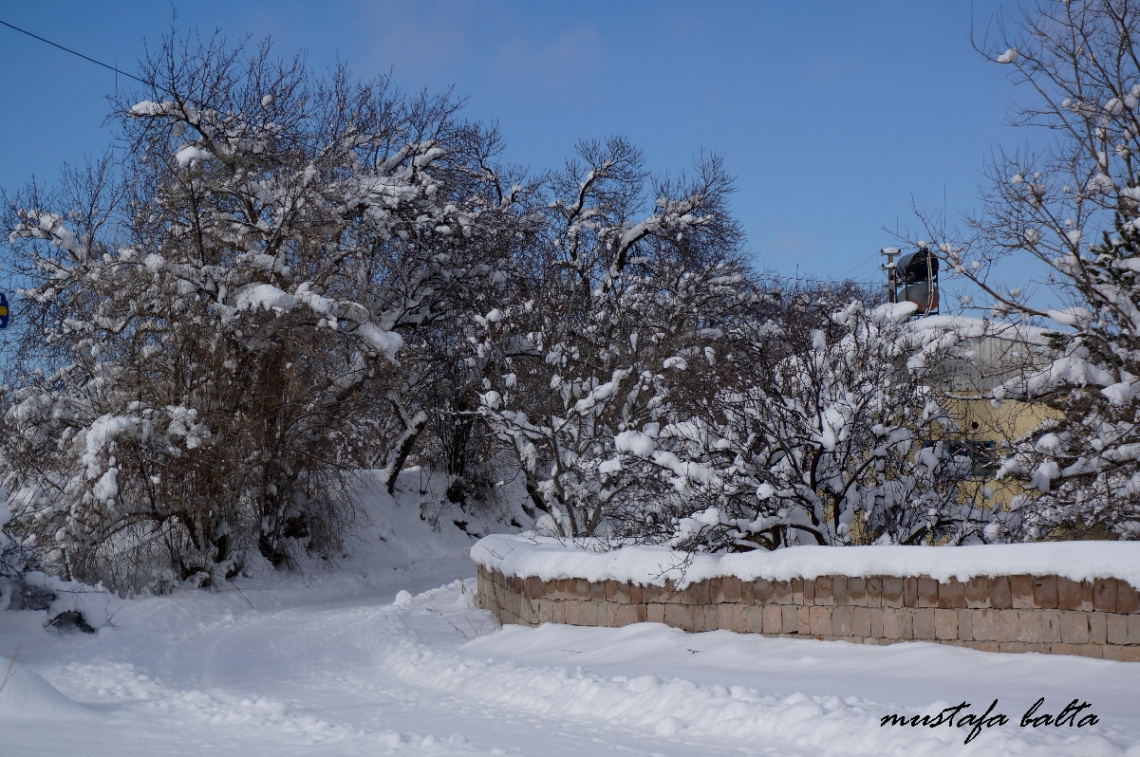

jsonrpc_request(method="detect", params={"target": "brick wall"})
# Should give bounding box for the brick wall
[476,565,1140,661]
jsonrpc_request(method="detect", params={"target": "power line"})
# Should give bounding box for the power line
[759,271,883,289]
[0,19,154,90]
[0,18,324,156]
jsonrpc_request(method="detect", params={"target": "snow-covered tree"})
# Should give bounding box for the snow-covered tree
[471,139,746,538]
[612,291,989,550]
[0,34,519,590]
[915,0,1140,540]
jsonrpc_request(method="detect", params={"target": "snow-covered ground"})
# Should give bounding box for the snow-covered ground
[1,471,1138,756]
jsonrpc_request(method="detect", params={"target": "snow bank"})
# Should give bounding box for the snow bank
[0,658,96,721]
[471,535,1140,588]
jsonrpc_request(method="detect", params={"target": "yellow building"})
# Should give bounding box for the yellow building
[921,317,1063,507]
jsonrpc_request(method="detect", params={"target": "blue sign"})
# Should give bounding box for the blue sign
[0,293,8,329]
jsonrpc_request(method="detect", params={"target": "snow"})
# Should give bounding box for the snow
[472,534,1140,588]
[614,430,655,458]
[234,283,299,312]
[1,473,1138,756]
[175,146,213,166]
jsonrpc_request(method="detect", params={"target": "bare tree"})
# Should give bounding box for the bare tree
[912,0,1140,540]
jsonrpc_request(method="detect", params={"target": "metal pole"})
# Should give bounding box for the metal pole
[880,248,899,304]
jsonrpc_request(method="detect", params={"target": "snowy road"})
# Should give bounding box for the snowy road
[4,565,1140,756]
[2,491,1139,757]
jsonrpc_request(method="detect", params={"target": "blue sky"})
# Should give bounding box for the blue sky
[0,1,1022,289]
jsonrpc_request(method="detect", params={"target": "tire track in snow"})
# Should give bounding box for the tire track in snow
[375,582,1137,757]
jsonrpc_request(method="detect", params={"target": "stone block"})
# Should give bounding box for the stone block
[718,576,743,603]
[704,605,721,632]
[664,603,695,632]
[865,576,883,607]
[958,609,974,641]
[1093,579,1118,613]
[1059,612,1089,644]
[772,580,793,605]
[1129,615,1140,644]
[580,600,601,627]
[564,598,581,625]
[832,606,853,636]
[635,604,648,623]
[989,577,1012,609]
[746,604,767,634]
[544,578,565,601]
[904,577,919,607]
[1010,576,1034,609]
[963,640,1000,653]
[589,580,606,602]
[1103,644,1140,662]
[1033,576,1058,608]
[629,584,643,605]
[935,609,959,640]
[1090,612,1107,644]
[523,576,541,598]
[814,577,834,606]
[1042,609,1062,643]
[615,582,634,604]
[614,603,638,627]
[913,609,936,640]
[717,603,746,633]
[809,606,833,636]
[760,605,782,634]
[881,577,904,608]
[999,641,1048,654]
[917,577,939,608]
[752,578,774,604]
[646,603,664,624]
[792,577,805,605]
[883,608,911,640]
[1107,613,1129,645]
[802,578,816,606]
[833,576,850,606]
[798,606,811,635]
[1057,578,1083,611]
[851,606,872,638]
[1118,582,1140,615]
[848,577,867,606]
[704,578,722,604]
[689,581,712,605]
[939,579,967,609]
[965,576,990,608]
[974,609,1017,642]
[869,607,885,638]
[782,605,799,634]
[1018,609,1060,643]
[682,604,704,632]
[1072,644,1104,659]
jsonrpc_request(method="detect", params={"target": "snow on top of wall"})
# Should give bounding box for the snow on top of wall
[471,534,1140,588]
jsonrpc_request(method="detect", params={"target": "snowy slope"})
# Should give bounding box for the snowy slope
[1,472,1138,756]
